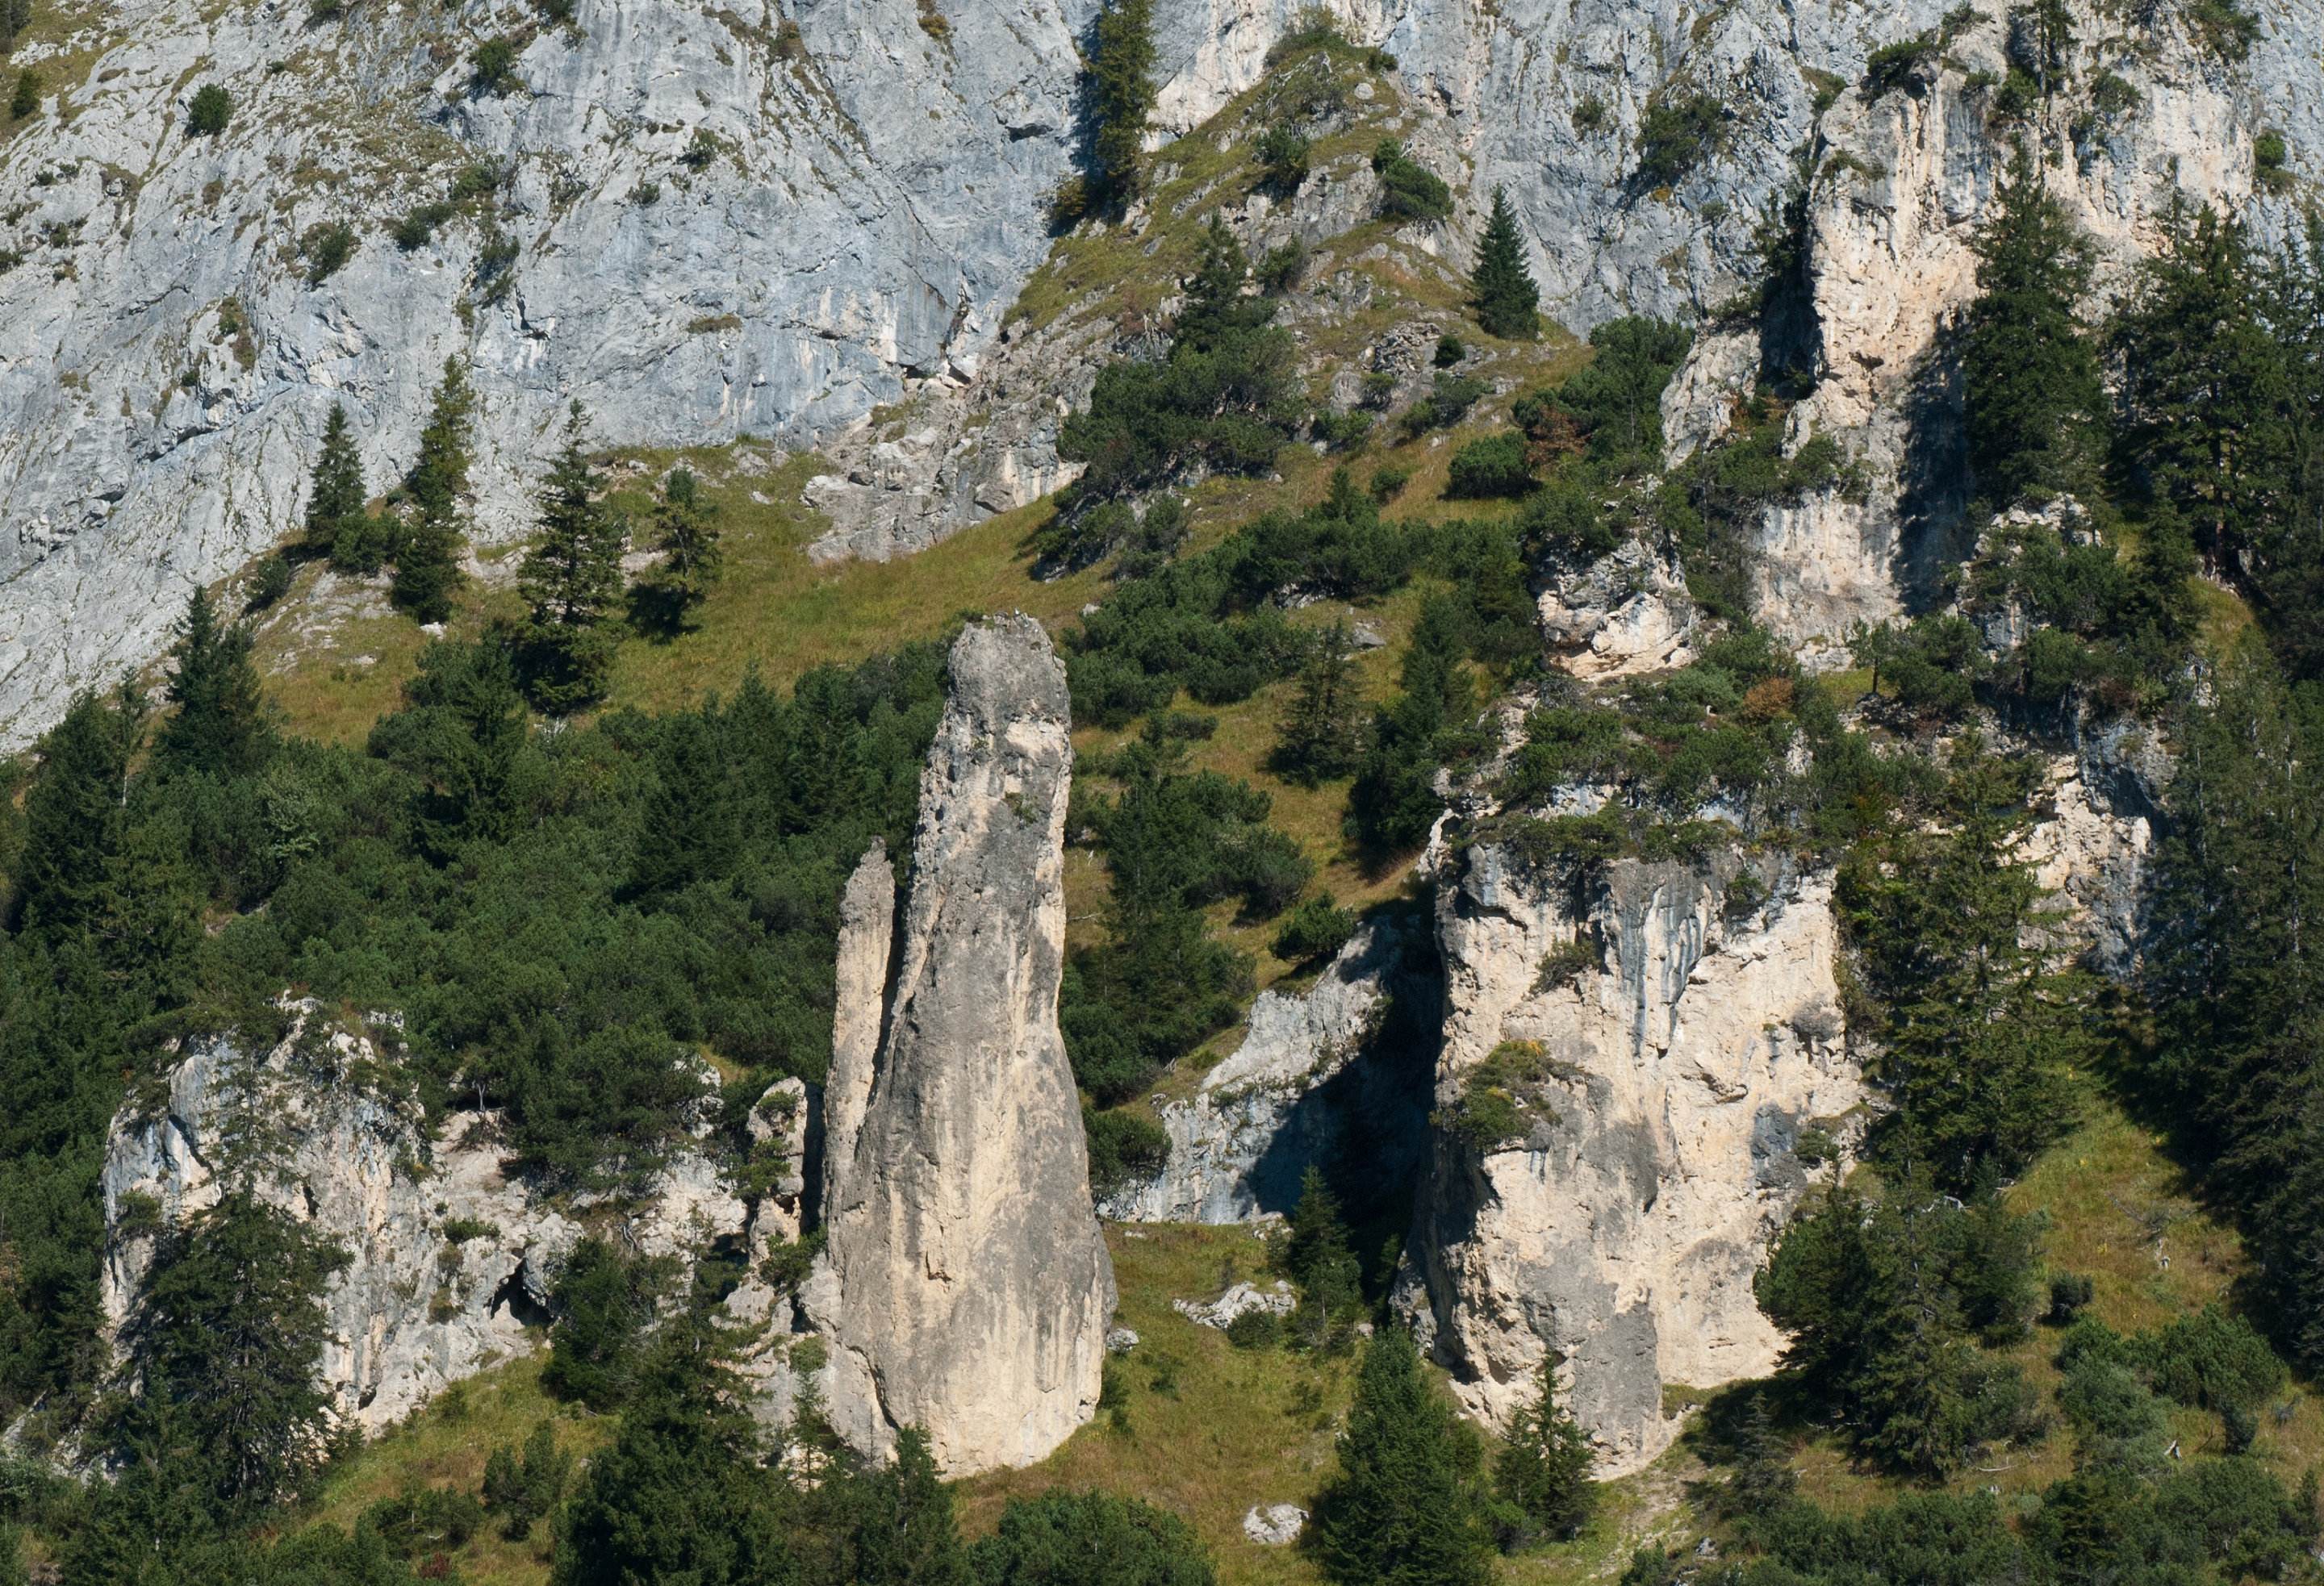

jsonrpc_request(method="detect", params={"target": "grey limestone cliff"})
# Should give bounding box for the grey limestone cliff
[807,615,1114,1475]
[100,1000,750,1434]
[1395,841,1862,1476]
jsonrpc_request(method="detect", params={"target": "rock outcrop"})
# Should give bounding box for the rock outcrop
[100,1000,747,1434]
[1396,842,1862,1476]
[808,615,1114,1475]
[1097,913,1436,1224]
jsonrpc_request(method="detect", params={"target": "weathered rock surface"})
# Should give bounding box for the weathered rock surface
[808,615,1114,1475]
[1097,913,1436,1224]
[100,1000,745,1434]
[1174,1281,1296,1329]
[1536,541,1698,679]
[1395,843,1862,1476]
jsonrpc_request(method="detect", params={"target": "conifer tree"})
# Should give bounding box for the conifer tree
[1725,1391,1796,1517]
[633,466,724,638]
[1277,1165,1361,1345]
[153,587,272,782]
[516,402,626,712]
[391,357,476,624]
[1176,213,1274,352]
[629,709,736,899]
[1961,148,2105,506]
[1490,1355,1596,1549]
[1271,621,1365,785]
[1089,0,1157,199]
[1469,186,1540,340]
[19,690,135,940]
[301,401,378,570]
[1308,1327,1494,1586]
[2110,201,2302,577]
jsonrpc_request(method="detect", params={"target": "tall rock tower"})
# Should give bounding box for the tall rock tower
[813,615,1114,1475]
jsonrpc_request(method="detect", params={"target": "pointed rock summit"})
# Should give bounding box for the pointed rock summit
[814,614,1114,1475]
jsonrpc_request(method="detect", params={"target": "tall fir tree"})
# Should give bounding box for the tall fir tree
[1469,186,1540,340]
[1490,1356,1596,1549]
[1960,148,2105,506]
[153,587,272,782]
[19,690,136,940]
[1307,1327,1494,1586]
[1278,1165,1361,1346]
[516,402,627,712]
[628,708,736,899]
[391,357,476,624]
[1176,213,1274,352]
[2111,201,2302,578]
[1088,0,1157,199]
[300,401,379,571]
[633,466,725,638]
[1271,621,1365,785]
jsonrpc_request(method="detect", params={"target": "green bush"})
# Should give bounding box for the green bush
[1445,432,1532,499]
[1433,1040,1557,1151]
[1401,371,1489,436]
[393,201,456,251]
[1272,891,1356,963]
[1633,92,1724,186]
[1224,1308,1282,1350]
[472,35,519,94]
[302,219,356,284]
[187,81,232,134]
[1254,123,1310,190]
[969,1488,1218,1584]
[542,1239,669,1410]
[10,69,40,120]
[1085,1104,1169,1199]
[1370,139,1452,221]
[1862,37,1936,97]
[1368,464,1410,501]
[245,556,293,613]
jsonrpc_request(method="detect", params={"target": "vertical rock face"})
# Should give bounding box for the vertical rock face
[1097,915,1437,1225]
[820,839,897,1220]
[813,615,1114,1476]
[1397,843,1861,1476]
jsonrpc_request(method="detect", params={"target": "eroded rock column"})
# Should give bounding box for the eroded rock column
[813,614,1114,1475]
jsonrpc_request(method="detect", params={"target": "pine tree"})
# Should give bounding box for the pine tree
[845,1428,973,1585]
[391,357,476,624]
[1491,1356,1596,1549]
[2110,201,2301,577]
[1277,1165,1361,1346]
[516,402,626,712]
[110,1190,352,1510]
[1176,213,1275,352]
[1089,0,1157,199]
[19,691,136,940]
[302,401,378,570]
[633,466,724,639]
[1725,1391,1796,1518]
[1961,148,2105,507]
[1271,621,1365,785]
[153,587,273,782]
[1469,186,1540,340]
[1308,1327,1494,1586]
[629,708,736,899]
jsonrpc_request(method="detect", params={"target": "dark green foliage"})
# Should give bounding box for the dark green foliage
[1398,371,1487,436]
[1851,611,1987,724]
[1962,148,2105,506]
[1083,1104,1168,1199]
[1432,1040,1557,1152]
[303,220,357,286]
[1754,1176,2046,1476]
[1837,741,2088,1188]
[1468,186,1538,340]
[1435,336,1464,369]
[1256,238,1306,294]
[626,707,738,899]
[2141,1306,2286,1413]
[2254,127,2290,190]
[1224,1308,1281,1350]
[1723,1392,1797,1518]
[1489,1358,1595,1549]
[471,35,518,94]
[1444,432,1532,499]
[10,69,39,120]
[1368,465,1409,502]
[1633,93,1725,187]
[541,1239,667,1410]
[516,403,626,712]
[1060,219,1297,499]
[246,556,293,613]
[1515,316,1693,473]
[1862,36,1937,97]
[1269,620,1365,785]
[303,403,373,567]
[155,589,274,783]
[1254,123,1310,191]
[968,1490,1216,1585]
[391,359,474,624]
[1272,891,1355,965]
[1088,0,1157,198]
[187,82,231,134]
[1346,575,1521,852]
[108,1191,352,1510]
[481,1419,573,1541]
[364,1484,484,1557]
[1369,140,1451,223]
[1277,1167,1361,1346]
[393,201,456,252]
[1306,1327,1494,1586]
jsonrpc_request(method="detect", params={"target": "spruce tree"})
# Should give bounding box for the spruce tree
[1278,1165,1361,1345]
[1469,186,1540,340]
[19,690,135,940]
[302,401,376,570]
[1271,621,1365,785]
[1089,0,1157,199]
[1176,213,1274,352]
[516,401,626,712]
[629,708,736,899]
[153,587,272,782]
[1307,1327,1494,1586]
[391,357,475,624]
[1961,148,2105,506]
[1726,1391,1796,1517]
[633,466,724,638]
[1491,1356,1596,1549]
[2110,201,2301,577]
